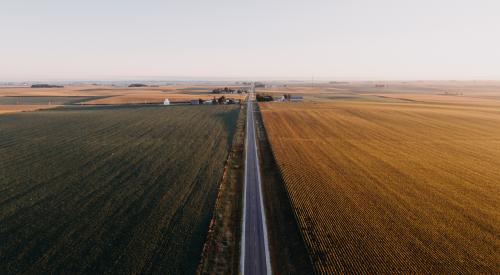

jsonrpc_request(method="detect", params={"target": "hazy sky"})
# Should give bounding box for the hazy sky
[1,0,499,80]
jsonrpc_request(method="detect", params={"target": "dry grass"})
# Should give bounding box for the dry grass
[0,104,60,114]
[260,99,500,273]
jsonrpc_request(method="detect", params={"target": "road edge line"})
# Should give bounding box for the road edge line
[239,96,249,275]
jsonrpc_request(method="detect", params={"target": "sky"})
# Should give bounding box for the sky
[1,0,499,81]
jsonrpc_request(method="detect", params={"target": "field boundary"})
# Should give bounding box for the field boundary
[197,104,246,274]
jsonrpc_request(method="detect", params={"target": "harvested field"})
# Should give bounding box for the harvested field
[0,104,61,114]
[258,81,500,102]
[0,85,246,98]
[0,96,104,105]
[260,100,500,274]
[0,105,239,274]
[0,86,111,97]
[0,84,246,114]
[372,93,500,105]
[83,93,244,105]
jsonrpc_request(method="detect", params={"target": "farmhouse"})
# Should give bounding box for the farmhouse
[279,94,303,102]
[190,99,200,105]
[163,99,170,105]
[226,98,240,104]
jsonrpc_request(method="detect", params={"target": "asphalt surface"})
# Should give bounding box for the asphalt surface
[240,91,272,275]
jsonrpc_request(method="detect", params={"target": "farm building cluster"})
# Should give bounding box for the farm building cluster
[163,96,241,106]
[256,93,303,102]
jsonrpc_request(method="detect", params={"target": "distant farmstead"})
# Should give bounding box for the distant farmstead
[128,83,148,88]
[163,99,170,105]
[31,84,64,88]
[276,94,304,102]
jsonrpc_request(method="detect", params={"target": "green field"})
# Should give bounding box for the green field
[0,96,107,105]
[0,105,239,274]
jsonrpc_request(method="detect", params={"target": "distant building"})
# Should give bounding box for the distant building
[227,98,238,104]
[163,99,170,105]
[290,96,304,102]
[190,99,200,105]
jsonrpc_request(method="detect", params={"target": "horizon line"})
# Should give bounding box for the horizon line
[2,76,500,83]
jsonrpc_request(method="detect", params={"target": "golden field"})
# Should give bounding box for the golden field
[259,80,500,102]
[83,93,244,105]
[0,84,242,97]
[0,104,61,114]
[0,84,245,113]
[260,97,500,273]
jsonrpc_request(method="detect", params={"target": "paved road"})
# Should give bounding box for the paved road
[240,89,272,275]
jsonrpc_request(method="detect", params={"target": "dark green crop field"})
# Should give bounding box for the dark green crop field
[0,96,107,105]
[0,105,239,274]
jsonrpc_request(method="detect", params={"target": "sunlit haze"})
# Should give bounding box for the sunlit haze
[1,0,499,81]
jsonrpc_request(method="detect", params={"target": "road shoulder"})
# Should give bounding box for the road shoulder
[197,104,246,274]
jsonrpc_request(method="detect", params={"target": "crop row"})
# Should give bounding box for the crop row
[260,101,500,274]
[0,105,240,274]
